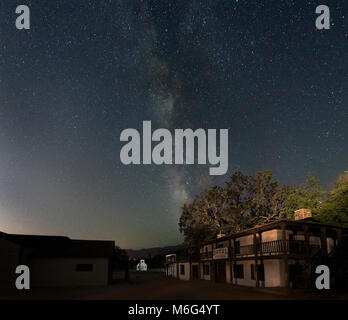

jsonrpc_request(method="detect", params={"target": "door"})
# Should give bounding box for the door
[215,260,226,282]
[192,265,199,279]
[289,262,304,288]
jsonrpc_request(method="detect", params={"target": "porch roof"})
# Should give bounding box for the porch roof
[200,218,348,246]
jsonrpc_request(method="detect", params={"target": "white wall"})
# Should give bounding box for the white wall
[30,257,110,287]
[262,229,296,241]
[236,235,253,246]
[230,259,283,287]
[178,262,190,280]
[264,259,283,287]
[232,260,257,287]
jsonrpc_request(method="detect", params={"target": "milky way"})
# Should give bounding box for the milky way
[0,1,347,248]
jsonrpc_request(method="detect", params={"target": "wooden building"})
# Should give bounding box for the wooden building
[165,209,348,289]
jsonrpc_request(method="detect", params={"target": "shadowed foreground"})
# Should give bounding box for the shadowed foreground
[1,271,347,300]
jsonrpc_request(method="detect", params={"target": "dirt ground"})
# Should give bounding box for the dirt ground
[1,270,347,300]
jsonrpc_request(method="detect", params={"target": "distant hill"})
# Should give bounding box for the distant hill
[125,245,179,260]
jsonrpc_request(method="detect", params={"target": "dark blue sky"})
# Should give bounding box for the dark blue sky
[0,1,347,248]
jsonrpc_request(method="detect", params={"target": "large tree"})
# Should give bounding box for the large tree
[247,170,292,225]
[284,174,326,219]
[318,173,348,227]
[179,170,291,245]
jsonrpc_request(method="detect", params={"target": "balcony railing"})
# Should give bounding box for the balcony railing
[232,240,321,257]
[200,240,321,260]
[261,240,284,254]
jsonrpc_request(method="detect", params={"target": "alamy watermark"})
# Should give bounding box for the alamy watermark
[15,265,30,290]
[315,265,330,290]
[120,121,229,175]
[13,4,332,32]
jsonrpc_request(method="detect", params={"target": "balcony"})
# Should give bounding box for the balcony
[213,247,229,259]
[199,240,321,260]
[231,240,321,257]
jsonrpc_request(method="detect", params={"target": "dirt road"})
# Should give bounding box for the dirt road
[1,271,347,300]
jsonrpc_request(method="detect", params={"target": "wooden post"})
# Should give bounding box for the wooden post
[228,238,233,285]
[303,225,311,289]
[258,231,264,287]
[233,238,237,285]
[253,232,259,288]
[281,224,290,289]
[320,227,328,261]
[211,243,216,282]
[211,260,215,282]
[188,250,192,280]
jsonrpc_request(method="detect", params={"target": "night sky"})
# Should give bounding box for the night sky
[0,1,347,248]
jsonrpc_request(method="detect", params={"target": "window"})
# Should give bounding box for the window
[249,264,264,281]
[180,264,185,275]
[203,264,210,275]
[76,264,93,272]
[234,264,244,279]
[217,243,223,248]
[250,264,255,280]
[234,241,240,254]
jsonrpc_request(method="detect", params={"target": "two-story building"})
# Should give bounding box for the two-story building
[165,209,348,289]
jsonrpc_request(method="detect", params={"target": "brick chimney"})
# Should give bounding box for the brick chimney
[217,233,226,239]
[294,208,312,220]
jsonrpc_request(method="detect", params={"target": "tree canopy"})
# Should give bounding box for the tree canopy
[319,173,348,227]
[179,171,348,245]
